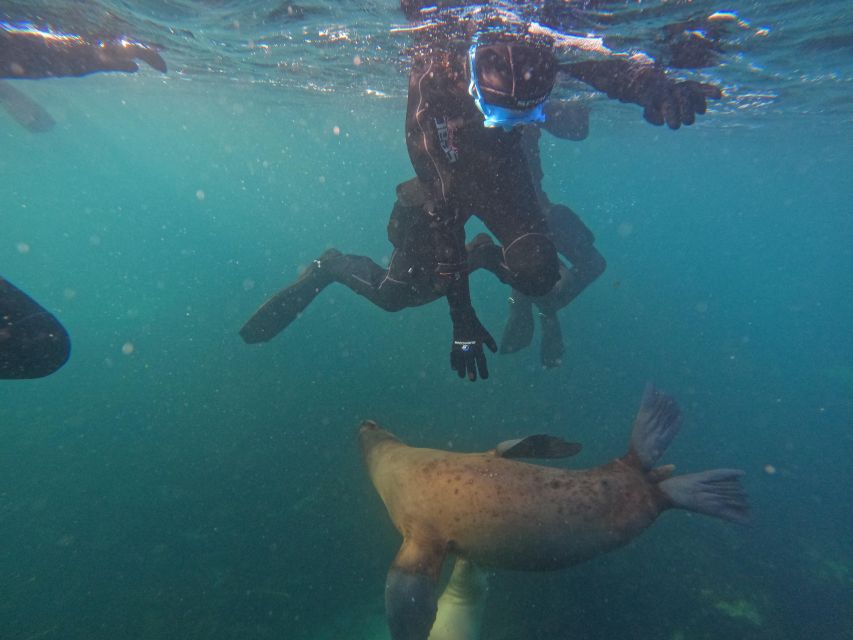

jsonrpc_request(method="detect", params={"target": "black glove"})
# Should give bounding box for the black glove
[450,311,498,381]
[631,67,722,129]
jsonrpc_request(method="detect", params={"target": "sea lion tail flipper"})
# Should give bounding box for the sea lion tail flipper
[628,382,682,470]
[495,434,581,459]
[659,469,750,525]
[386,537,447,640]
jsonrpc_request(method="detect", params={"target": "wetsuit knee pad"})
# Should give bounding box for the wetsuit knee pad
[503,233,559,297]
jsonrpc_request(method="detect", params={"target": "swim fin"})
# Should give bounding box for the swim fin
[0,277,70,379]
[239,249,341,344]
[499,291,534,354]
[539,310,565,368]
[0,81,55,132]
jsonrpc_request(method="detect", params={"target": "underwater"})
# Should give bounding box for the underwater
[1,1,851,639]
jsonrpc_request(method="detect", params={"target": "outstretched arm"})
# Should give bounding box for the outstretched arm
[526,21,721,130]
[560,58,721,129]
[1,25,166,79]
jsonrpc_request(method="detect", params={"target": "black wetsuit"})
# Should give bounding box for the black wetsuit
[240,6,722,377]
[0,24,166,79]
[322,43,558,318]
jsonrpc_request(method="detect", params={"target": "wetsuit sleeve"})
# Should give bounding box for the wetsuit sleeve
[561,59,655,104]
[561,58,721,129]
[0,28,166,79]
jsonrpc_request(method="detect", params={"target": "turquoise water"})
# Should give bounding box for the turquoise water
[2,2,852,639]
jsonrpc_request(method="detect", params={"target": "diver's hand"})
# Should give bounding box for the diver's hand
[631,67,721,129]
[450,311,497,381]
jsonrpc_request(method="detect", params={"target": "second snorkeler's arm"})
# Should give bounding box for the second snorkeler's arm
[0,26,166,79]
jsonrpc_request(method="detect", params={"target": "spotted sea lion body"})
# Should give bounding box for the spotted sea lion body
[360,384,749,640]
[362,438,663,571]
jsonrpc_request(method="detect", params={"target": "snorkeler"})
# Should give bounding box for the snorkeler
[0,277,70,379]
[0,21,165,130]
[241,7,720,382]
[0,22,166,79]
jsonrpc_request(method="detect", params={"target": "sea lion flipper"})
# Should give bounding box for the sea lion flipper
[430,558,488,640]
[628,382,682,470]
[495,434,582,459]
[386,537,447,640]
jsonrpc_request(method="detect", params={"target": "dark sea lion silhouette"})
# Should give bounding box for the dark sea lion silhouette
[0,277,70,379]
[360,383,749,640]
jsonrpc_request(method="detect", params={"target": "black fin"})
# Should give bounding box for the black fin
[496,434,582,459]
[0,277,70,379]
[239,250,339,343]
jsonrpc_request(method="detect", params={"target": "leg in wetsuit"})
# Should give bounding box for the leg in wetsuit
[498,124,607,367]
[501,201,606,367]
[239,180,449,344]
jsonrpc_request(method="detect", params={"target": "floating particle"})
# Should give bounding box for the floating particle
[16,242,30,254]
[763,464,776,475]
[196,189,206,201]
[121,342,135,356]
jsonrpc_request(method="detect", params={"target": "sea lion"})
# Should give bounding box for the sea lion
[360,383,749,640]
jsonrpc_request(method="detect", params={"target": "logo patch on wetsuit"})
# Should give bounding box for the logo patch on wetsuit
[434,117,459,163]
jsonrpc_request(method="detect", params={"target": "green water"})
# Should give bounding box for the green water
[1,72,851,639]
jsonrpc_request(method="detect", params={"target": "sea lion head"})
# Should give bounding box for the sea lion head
[358,420,403,460]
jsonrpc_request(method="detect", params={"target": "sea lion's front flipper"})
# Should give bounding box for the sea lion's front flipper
[386,536,447,640]
[495,434,582,459]
[429,558,488,640]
